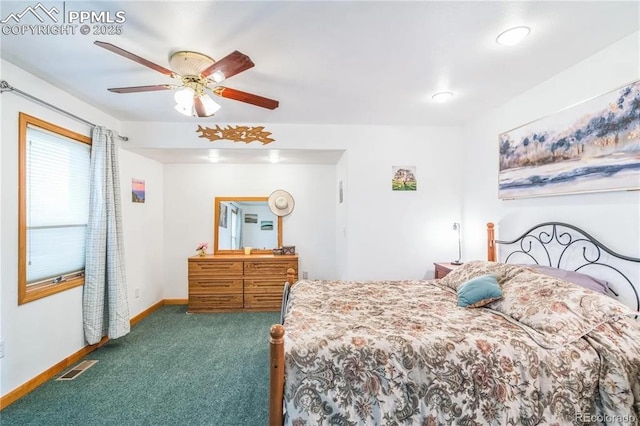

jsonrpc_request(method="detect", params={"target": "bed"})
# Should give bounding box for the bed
[269,222,640,425]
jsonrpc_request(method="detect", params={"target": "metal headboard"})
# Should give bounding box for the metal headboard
[489,222,640,315]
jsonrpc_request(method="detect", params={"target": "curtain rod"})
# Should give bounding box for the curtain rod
[0,80,129,142]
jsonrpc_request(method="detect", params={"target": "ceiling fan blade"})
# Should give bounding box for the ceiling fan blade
[95,41,175,77]
[107,85,173,93]
[213,87,279,110]
[201,51,254,80]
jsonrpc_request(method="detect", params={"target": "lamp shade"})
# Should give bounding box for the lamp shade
[210,70,226,83]
[174,103,192,116]
[199,94,221,116]
[174,87,195,107]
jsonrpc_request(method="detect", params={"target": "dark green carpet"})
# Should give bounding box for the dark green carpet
[0,306,280,425]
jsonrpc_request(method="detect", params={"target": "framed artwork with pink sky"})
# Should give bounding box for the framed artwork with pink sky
[132,179,145,203]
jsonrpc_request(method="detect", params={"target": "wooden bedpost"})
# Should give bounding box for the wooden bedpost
[269,268,295,425]
[286,268,296,285]
[487,222,496,261]
[269,324,285,426]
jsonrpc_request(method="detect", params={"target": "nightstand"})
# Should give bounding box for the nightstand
[434,262,462,279]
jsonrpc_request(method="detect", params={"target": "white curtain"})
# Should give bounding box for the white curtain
[83,127,130,345]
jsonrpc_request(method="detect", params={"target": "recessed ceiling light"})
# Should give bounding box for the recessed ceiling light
[432,92,453,103]
[496,26,530,46]
[268,151,280,163]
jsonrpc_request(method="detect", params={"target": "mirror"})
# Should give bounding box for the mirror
[214,197,283,254]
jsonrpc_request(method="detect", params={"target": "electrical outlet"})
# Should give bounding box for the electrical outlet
[0,340,5,358]
[302,271,309,279]
[135,288,140,298]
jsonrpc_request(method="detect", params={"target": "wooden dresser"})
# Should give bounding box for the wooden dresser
[188,254,298,313]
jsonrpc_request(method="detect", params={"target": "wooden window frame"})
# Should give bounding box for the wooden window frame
[18,113,92,305]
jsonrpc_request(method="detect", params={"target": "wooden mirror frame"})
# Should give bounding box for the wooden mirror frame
[213,196,283,255]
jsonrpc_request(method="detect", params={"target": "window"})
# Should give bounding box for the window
[18,113,91,304]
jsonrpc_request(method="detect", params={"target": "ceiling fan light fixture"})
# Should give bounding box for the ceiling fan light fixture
[200,94,221,116]
[95,41,279,116]
[174,86,195,108]
[169,51,215,76]
[174,103,193,116]
[496,26,530,46]
[211,70,226,83]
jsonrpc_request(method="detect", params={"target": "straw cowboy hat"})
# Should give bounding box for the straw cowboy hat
[268,189,295,217]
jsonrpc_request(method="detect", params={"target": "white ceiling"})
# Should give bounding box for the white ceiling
[1,1,638,129]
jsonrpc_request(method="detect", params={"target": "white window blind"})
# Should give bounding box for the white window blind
[26,125,90,284]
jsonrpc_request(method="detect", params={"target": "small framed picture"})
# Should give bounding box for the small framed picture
[392,166,417,191]
[132,179,145,203]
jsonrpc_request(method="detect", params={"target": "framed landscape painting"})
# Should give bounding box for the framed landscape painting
[498,80,640,199]
[132,179,145,203]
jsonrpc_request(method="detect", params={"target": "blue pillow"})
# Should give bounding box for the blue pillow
[457,274,503,308]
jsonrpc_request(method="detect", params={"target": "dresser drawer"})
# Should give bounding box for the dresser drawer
[188,294,243,311]
[244,279,285,294]
[244,293,282,310]
[244,261,297,276]
[189,260,243,277]
[189,278,243,294]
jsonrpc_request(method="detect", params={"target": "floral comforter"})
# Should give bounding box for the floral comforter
[282,262,640,425]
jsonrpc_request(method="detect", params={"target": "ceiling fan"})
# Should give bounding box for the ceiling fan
[94,41,279,117]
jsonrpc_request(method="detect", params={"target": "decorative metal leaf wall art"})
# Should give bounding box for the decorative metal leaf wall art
[196,125,275,145]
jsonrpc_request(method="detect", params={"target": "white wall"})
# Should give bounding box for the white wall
[335,152,349,278]
[461,32,640,261]
[118,150,164,312]
[0,58,4,398]
[341,126,463,280]
[0,60,163,398]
